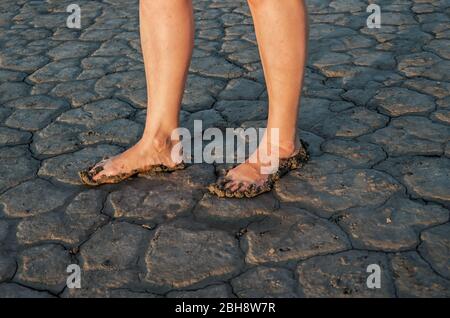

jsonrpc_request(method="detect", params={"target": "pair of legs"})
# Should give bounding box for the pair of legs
[90,0,309,192]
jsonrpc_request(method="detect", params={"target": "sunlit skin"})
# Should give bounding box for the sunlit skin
[91,0,309,190]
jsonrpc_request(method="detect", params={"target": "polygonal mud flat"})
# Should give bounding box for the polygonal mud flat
[297,98,333,131]
[294,154,355,178]
[311,107,388,139]
[167,284,230,298]
[215,100,268,125]
[398,52,450,81]
[425,39,450,59]
[0,53,49,73]
[337,196,449,251]
[78,119,143,146]
[16,190,108,246]
[106,166,212,225]
[298,130,325,157]
[5,108,59,131]
[28,59,81,83]
[390,252,450,297]
[144,225,243,291]
[297,250,395,297]
[369,87,435,117]
[80,222,151,272]
[311,52,352,69]
[228,46,261,65]
[0,146,39,193]
[31,122,85,157]
[0,107,12,123]
[0,127,32,147]
[194,193,277,229]
[0,220,9,242]
[241,207,350,265]
[94,70,146,98]
[364,116,449,157]
[1,0,450,300]
[431,109,450,125]
[275,168,403,217]
[56,99,134,128]
[182,74,226,112]
[107,183,198,225]
[309,24,357,41]
[419,223,450,279]
[182,109,227,131]
[48,41,99,60]
[0,178,74,218]
[353,51,396,70]
[321,139,386,167]
[51,79,101,107]
[0,82,30,103]
[63,287,159,298]
[403,78,450,99]
[61,269,157,298]
[0,252,16,282]
[4,95,69,110]
[189,56,243,79]
[38,144,123,185]
[219,78,265,100]
[231,266,298,298]
[14,244,72,294]
[376,156,450,207]
[0,283,54,298]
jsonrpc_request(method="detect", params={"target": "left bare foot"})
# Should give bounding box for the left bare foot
[208,138,308,198]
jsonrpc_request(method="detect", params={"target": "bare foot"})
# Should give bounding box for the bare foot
[222,138,302,192]
[89,136,181,182]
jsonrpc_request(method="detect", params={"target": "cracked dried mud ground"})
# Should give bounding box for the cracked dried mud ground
[0,0,449,298]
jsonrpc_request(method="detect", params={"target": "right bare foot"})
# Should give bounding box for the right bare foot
[80,135,184,185]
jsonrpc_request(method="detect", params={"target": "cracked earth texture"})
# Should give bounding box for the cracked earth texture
[0,0,449,298]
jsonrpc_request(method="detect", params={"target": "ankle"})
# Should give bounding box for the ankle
[263,140,299,158]
[141,130,175,153]
[152,135,173,152]
[279,142,298,156]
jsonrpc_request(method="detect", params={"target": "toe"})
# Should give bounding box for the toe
[79,169,96,186]
[91,159,114,181]
[88,158,108,175]
[228,181,242,192]
[218,176,229,186]
[223,179,234,190]
[223,180,248,198]
[92,170,106,181]
[238,182,250,193]
[215,177,230,191]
